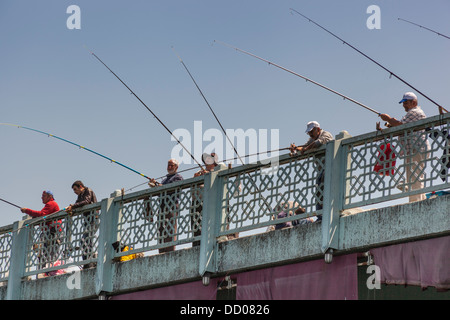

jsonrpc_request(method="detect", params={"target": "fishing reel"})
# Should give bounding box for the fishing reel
[376,122,392,131]
[289,143,298,156]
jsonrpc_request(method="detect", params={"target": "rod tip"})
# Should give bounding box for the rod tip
[82,44,94,54]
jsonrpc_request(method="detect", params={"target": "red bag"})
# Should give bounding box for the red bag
[374,143,396,176]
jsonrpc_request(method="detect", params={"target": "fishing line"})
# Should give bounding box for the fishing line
[289,8,449,114]
[214,40,381,115]
[398,18,450,40]
[0,123,151,180]
[84,46,205,171]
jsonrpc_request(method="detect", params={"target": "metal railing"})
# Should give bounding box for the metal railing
[0,225,13,282]
[342,113,450,208]
[1,113,449,297]
[20,203,101,278]
[115,176,205,256]
[217,151,325,237]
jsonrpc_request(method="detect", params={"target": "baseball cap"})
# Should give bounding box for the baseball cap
[43,190,54,198]
[202,152,219,165]
[399,92,417,104]
[305,121,320,133]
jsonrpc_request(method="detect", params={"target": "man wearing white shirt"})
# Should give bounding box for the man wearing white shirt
[380,92,430,202]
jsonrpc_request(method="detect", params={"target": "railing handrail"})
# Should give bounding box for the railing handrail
[341,112,450,147]
[22,202,102,228]
[116,174,205,204]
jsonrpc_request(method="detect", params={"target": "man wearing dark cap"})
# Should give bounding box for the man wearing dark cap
[21,191,61,270]
[21,190,60,218]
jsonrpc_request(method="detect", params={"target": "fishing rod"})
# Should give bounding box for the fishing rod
[0,123,151,180]
[171,46,247,166]
[214,40,381,116]
[0,198,21,209]
[85,46,205,171]
[398,18,450,40]
[289,8,449,114]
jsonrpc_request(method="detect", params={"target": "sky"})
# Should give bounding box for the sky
[0,0,449,227]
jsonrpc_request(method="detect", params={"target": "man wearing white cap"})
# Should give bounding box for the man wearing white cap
[379,92,430,202]
[380,92,427,127]
[289,121,334,155]
[289,121,334,216]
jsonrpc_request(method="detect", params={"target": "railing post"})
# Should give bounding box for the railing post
[321,131,351,260]
[95,190,121,295]
[6,218,30,300]
[198,170,223,280]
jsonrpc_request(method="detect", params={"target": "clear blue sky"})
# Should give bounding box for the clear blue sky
[1,0,449,226]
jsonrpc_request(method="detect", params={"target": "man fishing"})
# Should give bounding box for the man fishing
[21,191,62,270]
[289,121,334,216]
[289,121,334,155]
[66,180,97,213]
[20,190,60,219]
[148,159,184,253]
[66,180,98,269]
[379,92,431,202]
[191,153,228,246]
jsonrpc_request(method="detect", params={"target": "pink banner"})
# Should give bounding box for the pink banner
[111,280,217,300]
[236,254,358,300]
[371,236,450,290]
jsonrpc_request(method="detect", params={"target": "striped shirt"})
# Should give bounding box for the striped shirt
[400,106,430,155]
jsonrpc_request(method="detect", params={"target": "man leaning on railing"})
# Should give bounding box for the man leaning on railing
[147,159,184,253]
[66,180,98,269]
[20,190,62,271]
[379,92,431,202]
[289,121,334,216]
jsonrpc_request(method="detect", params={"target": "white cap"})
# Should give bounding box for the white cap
[399,92,417,104]
[305,121,320,133]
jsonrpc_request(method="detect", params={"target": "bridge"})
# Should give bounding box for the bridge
[0,113,449,300]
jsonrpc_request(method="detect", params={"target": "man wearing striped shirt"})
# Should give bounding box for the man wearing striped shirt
[380,92,431,202]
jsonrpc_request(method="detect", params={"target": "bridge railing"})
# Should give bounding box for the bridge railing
[0,225,13,282]
[113,175,206,257]
[19,203,101,278]
[216,150,326,238]
[1,112,449,297]
[342,113,450,208]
